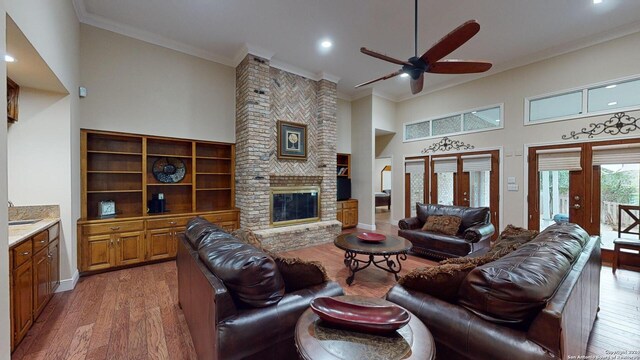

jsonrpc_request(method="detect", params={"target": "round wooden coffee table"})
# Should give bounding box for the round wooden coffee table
[334,233,412,285]
[295,295,435,360]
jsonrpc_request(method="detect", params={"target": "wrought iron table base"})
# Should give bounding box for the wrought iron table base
[343,251,408,286]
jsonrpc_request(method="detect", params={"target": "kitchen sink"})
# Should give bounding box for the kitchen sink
[8,219,42,226]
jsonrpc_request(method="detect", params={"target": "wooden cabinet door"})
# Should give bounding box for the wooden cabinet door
[85,234,114,272]
[33,249,50,318]
[172,227,185,257]
[146,229,174,261]
[219,221,238,233]
[343,209,354,227]
[13,261,33,345]
[49,240,60,293]
[117,231,145,266]
[336,209,344,224]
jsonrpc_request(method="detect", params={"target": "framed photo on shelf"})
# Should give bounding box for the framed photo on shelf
[277,120,307,160]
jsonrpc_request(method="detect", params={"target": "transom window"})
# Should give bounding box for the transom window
[404,105,503,142]
[525,75,640,125]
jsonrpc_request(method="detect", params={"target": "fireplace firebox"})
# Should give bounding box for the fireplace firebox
[271,186,320,227]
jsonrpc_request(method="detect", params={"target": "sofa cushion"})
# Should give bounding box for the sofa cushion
[440,244,516,267]
[399,262,477,302]
[458,241,572,325]
[491,225,538,253]
[185,216,225,249]
[272,256,330,292]
[198,237,285,308]
[422,215,462,235]
[399,229,471,256]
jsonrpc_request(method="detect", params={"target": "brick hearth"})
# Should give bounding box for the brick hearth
[235,54,340,251]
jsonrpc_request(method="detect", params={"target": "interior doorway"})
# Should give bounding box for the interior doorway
[375,157,392,225]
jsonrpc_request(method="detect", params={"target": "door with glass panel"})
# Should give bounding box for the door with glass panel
[528,146,585,232]
[404,159,426,217]
[430,151,500,236]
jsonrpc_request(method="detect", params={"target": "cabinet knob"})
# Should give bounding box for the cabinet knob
[40,239,46,244]
[110,226,120,231]
[21,251,30,256]
[168,221,177,225]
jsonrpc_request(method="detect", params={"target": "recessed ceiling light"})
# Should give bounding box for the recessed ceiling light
[593,0,603,4]
[320,40,333,49]
[608,101,618,106]
[400,73,409,78]
[605,84,617,89]
[5,54,15,62]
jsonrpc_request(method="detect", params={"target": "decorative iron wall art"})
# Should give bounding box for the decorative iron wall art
[562,112,640,140]
[421,137,475,154]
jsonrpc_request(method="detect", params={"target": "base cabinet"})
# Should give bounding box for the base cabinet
[78,210,240,274]
[337,199,358,229]
[10,222,60,352]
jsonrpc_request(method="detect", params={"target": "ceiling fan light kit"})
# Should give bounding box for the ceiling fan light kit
[356,0,492,95]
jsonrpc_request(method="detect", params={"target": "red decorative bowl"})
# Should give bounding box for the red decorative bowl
[357,232,386,242]
[310,297,410,334]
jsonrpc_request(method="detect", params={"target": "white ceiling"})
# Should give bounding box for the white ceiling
[74,0,640,101]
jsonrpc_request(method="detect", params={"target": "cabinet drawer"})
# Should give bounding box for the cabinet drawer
[48,223,60,241]
[13,241,33,269]
[336,202,344,210]
[82,220,144,236]
[344,200,358,209]
[146,216,192,230]
[32,231,49,253]
[202,212,238,224]
[219,221,239,233]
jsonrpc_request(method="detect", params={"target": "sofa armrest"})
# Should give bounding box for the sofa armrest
[464,223,495,243]
[399,217,422,230]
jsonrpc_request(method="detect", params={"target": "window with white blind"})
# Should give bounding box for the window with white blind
[536,148,582,171]
[592,144,640,165]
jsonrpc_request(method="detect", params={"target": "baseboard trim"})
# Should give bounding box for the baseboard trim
[357,223,376,231]
[56,269,79,293]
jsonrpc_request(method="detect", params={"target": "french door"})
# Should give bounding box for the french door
[404,150,500,236]
[528,140,640,269]
[430,150,500,237]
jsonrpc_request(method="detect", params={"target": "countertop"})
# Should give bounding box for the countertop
[8,218,60,248]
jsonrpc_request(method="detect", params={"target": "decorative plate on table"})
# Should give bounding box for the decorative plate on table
[310,297,410,335]
[152,157,186,183]
[357,232,386,242]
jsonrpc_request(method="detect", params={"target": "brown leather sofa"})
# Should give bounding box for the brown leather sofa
[387,223,601,360]
[398,203,495,259]
[177,218,344,360]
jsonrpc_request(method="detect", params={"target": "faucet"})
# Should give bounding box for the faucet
[8,200,14,207]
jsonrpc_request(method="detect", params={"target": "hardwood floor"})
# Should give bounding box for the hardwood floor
[11,224,640,359]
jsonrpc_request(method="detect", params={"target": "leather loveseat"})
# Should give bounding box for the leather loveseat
[387,223,601,360]
[398,203,495,259]
[177,217,343,360]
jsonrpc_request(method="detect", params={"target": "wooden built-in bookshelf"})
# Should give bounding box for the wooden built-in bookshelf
[337,153,351,178]
[78,129,239,274]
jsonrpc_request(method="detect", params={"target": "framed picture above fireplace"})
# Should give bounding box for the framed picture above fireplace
[277,120,307,160]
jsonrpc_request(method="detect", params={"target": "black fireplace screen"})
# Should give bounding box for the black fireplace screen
[272,187,319,225]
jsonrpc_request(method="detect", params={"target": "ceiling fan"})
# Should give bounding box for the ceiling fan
[355,0,492,95]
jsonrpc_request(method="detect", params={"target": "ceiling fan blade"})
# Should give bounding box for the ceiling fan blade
[361,48,412,66]
[410,73,424,95]
[355,70,404,88]
[429,60,492,74]
[420,20,480,65]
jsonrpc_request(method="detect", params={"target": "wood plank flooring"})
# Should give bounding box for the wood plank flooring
[11,223,640,359]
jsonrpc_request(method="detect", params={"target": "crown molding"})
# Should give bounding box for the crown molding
[232,43,275,66]
[71,0,87,21]
[318,72,341,84]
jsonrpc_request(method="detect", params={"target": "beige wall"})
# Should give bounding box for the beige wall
[337,98,352,154]
[80,24,236,143]
[8,88,75,282]
[1,2,10,358]
[372,95,396,133]
[350,95,375,228]
[381,31,640,227]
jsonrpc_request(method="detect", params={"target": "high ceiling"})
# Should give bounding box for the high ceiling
[74,0,640,100]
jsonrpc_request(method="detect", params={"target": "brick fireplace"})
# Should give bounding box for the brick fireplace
[234,54,341,252]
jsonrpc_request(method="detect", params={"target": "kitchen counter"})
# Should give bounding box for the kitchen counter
[9,218,60,247]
